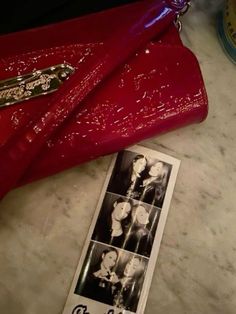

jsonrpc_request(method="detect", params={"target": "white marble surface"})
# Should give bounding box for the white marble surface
[0,7,236,314]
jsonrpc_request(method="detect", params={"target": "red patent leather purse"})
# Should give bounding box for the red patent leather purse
[0,0,207,198]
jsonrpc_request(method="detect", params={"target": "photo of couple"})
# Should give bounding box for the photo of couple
[73,150,175,313]
[107,151,172,208]
[92,193,161,257]
[74,242,147,312]
[64,147,180,314]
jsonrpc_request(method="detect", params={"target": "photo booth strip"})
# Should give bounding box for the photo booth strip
[62,145,180,314]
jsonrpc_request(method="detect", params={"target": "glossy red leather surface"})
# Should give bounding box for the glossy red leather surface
[0,0,207,195]
[20,43,207,185]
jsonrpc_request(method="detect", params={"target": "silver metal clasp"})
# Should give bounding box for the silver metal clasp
[0,63,75,108]
[175,1,191,32]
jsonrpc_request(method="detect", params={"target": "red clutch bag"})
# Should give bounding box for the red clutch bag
[0,0,207,198]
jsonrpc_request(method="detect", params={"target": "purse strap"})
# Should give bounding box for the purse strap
[175,0,191,32]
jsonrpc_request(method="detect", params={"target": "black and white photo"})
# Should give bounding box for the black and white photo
[122,202,160,257]
[112,254,147,312]
[107,152,147,199]
[92,193,161,257]
[62,146,180,314]
[75,242,119,306]
[74,241,148,312]
[107,150,172,208]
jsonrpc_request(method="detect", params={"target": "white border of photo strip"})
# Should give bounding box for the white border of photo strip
[62,145,180,314]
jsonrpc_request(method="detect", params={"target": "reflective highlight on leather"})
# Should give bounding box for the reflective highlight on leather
[15,41,207,184]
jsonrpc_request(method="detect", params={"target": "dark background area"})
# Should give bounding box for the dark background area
[0,0,137,35]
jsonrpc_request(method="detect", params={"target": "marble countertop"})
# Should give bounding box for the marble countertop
[0,7,236,314]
